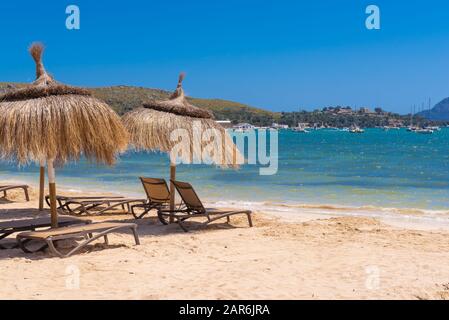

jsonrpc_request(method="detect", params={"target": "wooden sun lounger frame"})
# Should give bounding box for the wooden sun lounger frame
[45,195,147,216]
[0,217,90,250]
[16,222,140,258]
[0,185,30,201]
[157,180,253,232]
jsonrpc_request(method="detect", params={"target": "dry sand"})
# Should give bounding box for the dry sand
[1,186,449,300]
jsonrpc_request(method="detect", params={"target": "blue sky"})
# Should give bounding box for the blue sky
[0,0,449,114]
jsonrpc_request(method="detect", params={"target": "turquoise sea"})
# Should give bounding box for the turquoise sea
[1,128,449,220]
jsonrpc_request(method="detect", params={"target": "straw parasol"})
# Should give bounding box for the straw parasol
[122,73,243,213]
[0,83,48,211]
[0,43,129,227]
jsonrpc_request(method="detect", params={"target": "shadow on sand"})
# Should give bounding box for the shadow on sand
[0,208,244,260]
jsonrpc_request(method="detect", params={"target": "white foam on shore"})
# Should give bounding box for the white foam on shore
[208,200,449,231]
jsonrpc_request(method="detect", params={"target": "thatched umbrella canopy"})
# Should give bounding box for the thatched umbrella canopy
[122,73,242,211]
[0,43,128,227]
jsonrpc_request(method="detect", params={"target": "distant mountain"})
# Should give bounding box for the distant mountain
[0,82,279,126]
[417,98,449,121]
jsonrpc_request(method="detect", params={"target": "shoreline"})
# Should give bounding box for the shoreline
[1,186,449,299]
[2,176,449,232]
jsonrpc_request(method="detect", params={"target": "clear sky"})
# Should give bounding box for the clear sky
[0,0,448,114]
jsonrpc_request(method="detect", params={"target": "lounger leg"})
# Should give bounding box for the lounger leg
[0,232,12,241]
[142,205,155,219]
[247,213,253,227]
[206,211,254,228]
[63,227,139,258]
[157,210,170,225]
[47,240,66,258]
[57,199,67,210]
[133,204,155,219]
[79,204,88,215]
[131,205,149,219]
[226,216,230,223]
[3,190,6,198]
[132,226,140,245]
[23,187,30,202]
[131,205,139,219]
[103,235,109,245]
[175,218,189,232]
[45,196,51,207]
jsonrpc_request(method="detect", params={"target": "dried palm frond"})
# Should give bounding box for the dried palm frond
[0,42,128,165]
[122,73,242,167]
[142,73,214,119]
[123,107,242,167]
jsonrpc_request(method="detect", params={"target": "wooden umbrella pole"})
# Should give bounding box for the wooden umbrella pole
[169,163,176,223]
[47,160,58,228]
[38,161,45,211]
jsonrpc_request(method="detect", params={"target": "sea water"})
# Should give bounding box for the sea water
[1,128,448,222]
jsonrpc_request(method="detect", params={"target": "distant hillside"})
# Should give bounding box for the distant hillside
[418,98,449,121]
[0,82,279,126]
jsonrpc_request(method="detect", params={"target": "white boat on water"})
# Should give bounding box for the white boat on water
[425,126,441,131]
[292,123,310,133]
[415,128,434,134]
[292,128,310,133]
[383,126,401,131]
[292,124,310,133]
[349,126,364,133]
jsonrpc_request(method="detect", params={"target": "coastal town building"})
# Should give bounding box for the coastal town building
[359,107,375,114]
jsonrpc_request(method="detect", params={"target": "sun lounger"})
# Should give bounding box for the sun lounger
[0,216,90,249]
[45,195,125,210]
[45,195,147,216]
[157,180,253,232]
[16,222,140,258]
[130,177,172,219]
[0,184,30,201]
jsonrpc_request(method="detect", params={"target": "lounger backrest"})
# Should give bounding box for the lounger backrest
[171,180,206,213]
[140,177,170,204]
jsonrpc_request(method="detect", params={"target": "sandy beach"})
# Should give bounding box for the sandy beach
[0,185,448,300]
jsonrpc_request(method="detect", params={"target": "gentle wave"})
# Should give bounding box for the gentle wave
[210,199,449,215]
[208,199,449,226]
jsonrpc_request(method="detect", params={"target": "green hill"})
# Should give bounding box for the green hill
[0,83,279,126]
